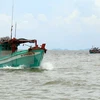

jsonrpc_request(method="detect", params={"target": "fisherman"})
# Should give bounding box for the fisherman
[11,43,17,53]
[9,38,18,53]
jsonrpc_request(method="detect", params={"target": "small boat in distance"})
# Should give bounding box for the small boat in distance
[89,47,100,53]
[0,36,47,68]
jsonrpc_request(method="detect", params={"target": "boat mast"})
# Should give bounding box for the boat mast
[11,0,14,39]
[15,22,17,38]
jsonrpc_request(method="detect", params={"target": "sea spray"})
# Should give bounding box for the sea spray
[41,62,54,70]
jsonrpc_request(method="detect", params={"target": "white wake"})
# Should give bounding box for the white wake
[2,65,25,69]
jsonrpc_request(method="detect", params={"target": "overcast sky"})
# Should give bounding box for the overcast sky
[0,0,100,50]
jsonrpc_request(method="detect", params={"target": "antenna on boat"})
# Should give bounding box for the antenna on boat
[15,22,17,38]
[11,0,14,39]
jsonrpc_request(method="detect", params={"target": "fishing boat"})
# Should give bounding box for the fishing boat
[0,1,47,68]
[89,47,100,53]
[0,36,47,68]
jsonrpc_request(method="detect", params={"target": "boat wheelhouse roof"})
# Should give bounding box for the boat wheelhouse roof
[0,37,37,44]
[0,36,11,43]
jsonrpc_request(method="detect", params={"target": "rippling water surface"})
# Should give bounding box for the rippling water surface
[0,50,100,100]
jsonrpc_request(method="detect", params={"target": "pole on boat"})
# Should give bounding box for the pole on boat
[11,0,14,39]
[15,22,17,38]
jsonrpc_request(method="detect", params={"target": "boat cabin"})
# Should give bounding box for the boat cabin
[0,37,12,56]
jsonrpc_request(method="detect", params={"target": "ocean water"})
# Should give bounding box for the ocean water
[0,50,100,100]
